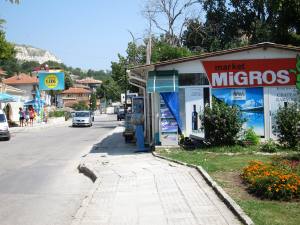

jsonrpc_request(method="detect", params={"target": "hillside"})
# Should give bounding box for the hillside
[14,44,62,64]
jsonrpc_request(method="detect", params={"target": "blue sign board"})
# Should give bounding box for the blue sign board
[38,72,65,90]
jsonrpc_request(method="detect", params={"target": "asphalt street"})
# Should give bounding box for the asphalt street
[0,114,119,225]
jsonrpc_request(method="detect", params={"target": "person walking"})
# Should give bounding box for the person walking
[18,107,25,127]
[29,107,35,126]
[25,108,30,126]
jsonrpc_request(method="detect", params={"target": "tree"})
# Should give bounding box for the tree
[143,0,201,46]
[151,37,192,62]
[96,78,122,102]
[0,31,15,61]
[64,72,73,90]
[90,93,97,110]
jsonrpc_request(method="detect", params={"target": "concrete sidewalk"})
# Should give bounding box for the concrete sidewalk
[73,127,241,225]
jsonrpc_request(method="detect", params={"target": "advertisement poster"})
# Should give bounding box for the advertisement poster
[212,87,265,136]
[160,97,178,145]
[268,87,300,137]
[132,97,144,114]
[185,87,204,138]
[38,72,65,90]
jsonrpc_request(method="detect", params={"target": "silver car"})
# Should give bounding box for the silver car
[72,111,93,127]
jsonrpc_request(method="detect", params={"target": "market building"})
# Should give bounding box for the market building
[128,42,300,147]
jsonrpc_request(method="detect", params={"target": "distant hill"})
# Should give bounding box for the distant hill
[14,44,62,64]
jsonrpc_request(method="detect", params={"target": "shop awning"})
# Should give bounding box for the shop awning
[0,93,16,103]
[147,70,178,93]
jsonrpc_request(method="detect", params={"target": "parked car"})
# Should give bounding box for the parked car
[0,109,10,141]
[72,111,93,127]
[117,108,125,121]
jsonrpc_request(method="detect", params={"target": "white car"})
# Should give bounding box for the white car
[72,111,93,127]
[0,109,10,141]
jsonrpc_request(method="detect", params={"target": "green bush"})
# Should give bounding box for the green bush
[243,128,260,145]
[48,110,65,118]
[274,103,300,148]
[201,99,245,146]
[72,101,89,111]
[260,139,279,153]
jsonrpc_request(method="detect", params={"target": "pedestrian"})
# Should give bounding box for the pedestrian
[25,108,30,126]
[29,107,35,126]
[19,107,25,127]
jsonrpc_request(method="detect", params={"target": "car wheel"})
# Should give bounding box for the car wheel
[5,136,10,141]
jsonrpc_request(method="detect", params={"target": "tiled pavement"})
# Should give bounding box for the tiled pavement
[75,128,241,225]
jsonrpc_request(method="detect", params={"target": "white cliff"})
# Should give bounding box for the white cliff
[14,44,62,64]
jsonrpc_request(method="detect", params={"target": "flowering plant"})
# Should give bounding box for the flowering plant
[241,160,300,200]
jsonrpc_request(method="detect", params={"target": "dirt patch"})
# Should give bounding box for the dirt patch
[211,171,256,201]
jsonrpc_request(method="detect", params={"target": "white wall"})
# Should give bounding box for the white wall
[10,84,34,100]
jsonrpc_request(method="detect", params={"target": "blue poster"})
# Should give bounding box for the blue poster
[212,87,264,136]
[38,72,65,90]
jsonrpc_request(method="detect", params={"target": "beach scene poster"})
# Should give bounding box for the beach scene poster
[212,87,265,136]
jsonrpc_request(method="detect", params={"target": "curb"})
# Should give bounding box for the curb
[71,178,102,225]
[152,152,255,225]
[71,126,123,225]
[10,121,71,133]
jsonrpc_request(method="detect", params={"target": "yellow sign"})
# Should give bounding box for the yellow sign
[44,74,58,89]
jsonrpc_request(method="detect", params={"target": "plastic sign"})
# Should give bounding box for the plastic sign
[289,55,300,90]
[202,58,297,88]
[38,72,65,90]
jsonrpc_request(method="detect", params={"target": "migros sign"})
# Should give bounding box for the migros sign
[202,58,298,88]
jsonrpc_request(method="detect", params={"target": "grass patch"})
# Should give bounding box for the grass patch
[157,148,300,225]
[159,149,272,173]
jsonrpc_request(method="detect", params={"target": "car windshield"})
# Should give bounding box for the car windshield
[0,114,6,122]
[75,112,90,117]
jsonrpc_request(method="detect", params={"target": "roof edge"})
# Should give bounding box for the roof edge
[130,42,300,70]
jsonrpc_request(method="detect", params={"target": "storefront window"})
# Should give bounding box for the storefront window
[179,73,209,86]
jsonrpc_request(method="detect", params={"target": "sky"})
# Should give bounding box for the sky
[0,0,148,70]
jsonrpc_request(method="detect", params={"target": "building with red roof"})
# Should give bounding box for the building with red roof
[3,73,38,101]
[61,87,91,107]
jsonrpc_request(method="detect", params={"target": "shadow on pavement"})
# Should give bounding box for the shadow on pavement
[89,129,140,156]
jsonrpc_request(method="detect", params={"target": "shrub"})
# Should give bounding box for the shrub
[260,139,279,153]
[241,160,300,200]
[72,101,89,111]
[201,99,245,146]
[243,128,260,145]
[274,103,300,148]
[48,110,65,118]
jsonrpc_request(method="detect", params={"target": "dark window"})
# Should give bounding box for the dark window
[179,73,209,86]
[0,114,6,122]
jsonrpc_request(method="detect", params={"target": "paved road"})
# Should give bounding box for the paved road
[0,114,119,225]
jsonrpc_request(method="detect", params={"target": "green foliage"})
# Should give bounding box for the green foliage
[260,139,279,153]
[243,128,260,145]
[201,99,245,146]
[71,101,89,111]
[48,110,65,118]
[151,39,192,63]
[274,103,300,148]
[0,31,15,61]
[64,72,73,89]
[96,78,121,102]
[90,93,97,111]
